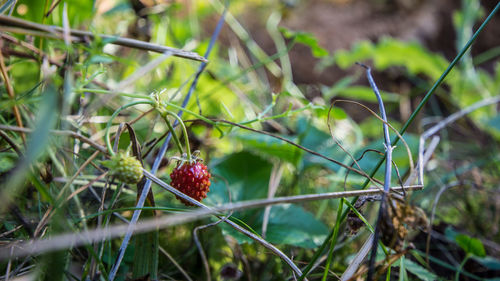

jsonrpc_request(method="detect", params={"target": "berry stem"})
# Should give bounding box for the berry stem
[160,100,224,136]
[160,112,184,156]
[164,110,191,162]
[75,88,149,100]
[105,100,155,156]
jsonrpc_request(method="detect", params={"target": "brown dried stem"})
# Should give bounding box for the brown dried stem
[0,48,25,144]
[0,15,207,62]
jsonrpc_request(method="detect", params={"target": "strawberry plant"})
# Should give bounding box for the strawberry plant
[1,1,500,280]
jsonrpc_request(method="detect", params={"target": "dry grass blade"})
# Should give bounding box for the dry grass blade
[0,48,25,144]
[0,15,207,62]
[159,247,193,281]
[340,233,374,281]
[0,174,421,261]
[262,163,284,238]
[0,125,107,154]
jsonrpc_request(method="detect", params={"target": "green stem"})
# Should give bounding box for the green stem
[79,87,226,136]
[160,100,223,134]
[455,254,470,281]
[387,264,392,281]
[80,87,315,136]
[322,198,344,281]
[76,87,214,156]
[164,110,191,162]
[343,199,389,255]
[160,111,184,157]
[239,103,318,125]
[76,88,150,100]
[105,100,155,156]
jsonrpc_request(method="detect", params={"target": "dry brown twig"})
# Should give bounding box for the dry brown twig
[0,176,421,260]
[0,125,108,154]
[0,48,25,144]
[0,15,207,62]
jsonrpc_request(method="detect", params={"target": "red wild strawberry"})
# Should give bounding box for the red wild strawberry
[169,161,211,206]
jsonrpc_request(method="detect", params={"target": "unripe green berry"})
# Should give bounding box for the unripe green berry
[104,153,143,184]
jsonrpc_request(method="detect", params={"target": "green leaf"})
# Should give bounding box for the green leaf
[444,226,459,241]
[486,114,500,133]
[218,204,329,248]
[320,75,356,100]
[0,154,15,173]
[296,117,353,171]
[334,38,448,80]
[234,131,303,165]
[280,27,329,58]
[207,151,271,204]
[40,250,70,281]
[133,232,159,279]
[206,152,328,248]
[256,204,329,248]
[206,152,271,244]
[394,259,438,281]
[335,41,374,69]
[455,234,486,257]
[132,188,158,279]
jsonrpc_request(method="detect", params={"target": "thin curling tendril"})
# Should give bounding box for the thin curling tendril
[105,100,155,156]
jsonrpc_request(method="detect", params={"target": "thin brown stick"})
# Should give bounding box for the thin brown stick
[0,48,25,144]
[159,246,194,281]
[1,33,109,90]
[0,130,22,156]
[0,125,108,154]
[332,99,414,173]
[0,15,207,62]
[0,181,422,261]
[65,172,108,204]
[56,150,101,201]
[327,102,384,190]
[210,119,381,184]
[0,225,23,239]
[34,205,53,237]
[193,215,231,281]
[45,0,62,17]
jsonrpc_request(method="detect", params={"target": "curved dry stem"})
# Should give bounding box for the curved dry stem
[327,103,383,190]
[159,246,194,281]
[0,129,22,156]
[425,181,460,265]
[104,100,154,156]
[193,213,232,281]
[210,119,381,184]
[0,125,108,154]
[330,99,415,175]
